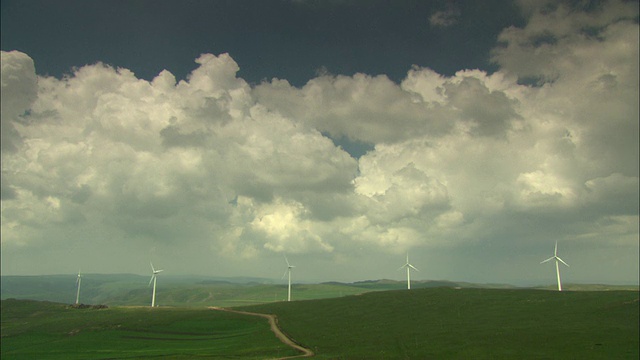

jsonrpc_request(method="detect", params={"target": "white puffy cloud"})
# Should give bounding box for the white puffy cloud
[1,1,637,284]
[254,73,455,144]
[1,53,356,256]
[1,51,37,153]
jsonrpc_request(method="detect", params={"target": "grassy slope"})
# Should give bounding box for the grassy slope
[3,289,638,359]
[243,288,640,359]
[0,299,298,359]
[159,282,373,307]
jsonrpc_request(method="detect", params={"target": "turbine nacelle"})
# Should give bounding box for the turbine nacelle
[150,262,164,274]
[398,253,419,272]
[398,263,419,272]
[284,255,294,269]
[282,255,295,279]
[540,256,569,267]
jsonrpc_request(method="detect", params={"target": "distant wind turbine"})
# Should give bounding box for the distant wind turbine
[398,253,419,290]
[282,255,295,301]
[149,262,164,307]
[75,269,82,305]
[540,241,569,291]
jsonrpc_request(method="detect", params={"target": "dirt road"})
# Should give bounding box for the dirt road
[209,307,314,359]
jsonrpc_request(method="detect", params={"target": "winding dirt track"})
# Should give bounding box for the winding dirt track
[209,307,314,359]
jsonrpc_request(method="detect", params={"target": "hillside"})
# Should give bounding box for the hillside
[244,288,640,359]
[2,288,638,359]
[0,298,298,359]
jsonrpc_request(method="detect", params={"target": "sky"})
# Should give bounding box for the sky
[1,0,638,286]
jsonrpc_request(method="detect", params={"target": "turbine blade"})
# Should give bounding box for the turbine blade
[150,262,155,272]
[148,275,155,287]
[540,257,554,264]
[554,241,558,256]
[284,254,291,267]
[155,269,164,274]
[281,268,289,280]
[557,257,570,267]
[408,264,419,271]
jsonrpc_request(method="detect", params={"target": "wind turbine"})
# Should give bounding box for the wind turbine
[540,241,569,291]
[75,269,82,305]
[149,262,164,307]
[282,255,295,302]
[398,253,419,290]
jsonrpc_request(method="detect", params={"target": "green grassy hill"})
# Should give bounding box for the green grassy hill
[2,289,638,359]
[244,288,640,359]
[0,299,297,359]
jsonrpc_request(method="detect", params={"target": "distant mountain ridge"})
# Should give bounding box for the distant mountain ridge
[2,274,637,307]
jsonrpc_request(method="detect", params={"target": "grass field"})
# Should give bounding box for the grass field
[0,299,298,359]
[244,288,640,359]
[2,288,638,359]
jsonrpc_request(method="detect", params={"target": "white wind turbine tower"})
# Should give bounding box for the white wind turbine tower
[540,241,569,291]
[149,262,164,307]
[75,269,82,305]
[398,253,419,290]
[282,255,295,302]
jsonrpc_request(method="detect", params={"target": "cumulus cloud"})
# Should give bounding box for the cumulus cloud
[1,53,354,249]
[254,73,450,144]
[492,0,639,83]
[429,5,461,28]
[1,1,638,283]
[1,51,37,153]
